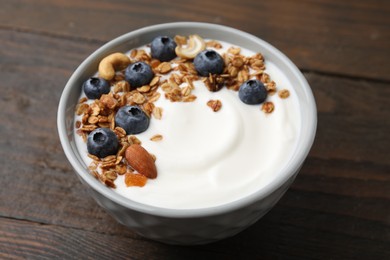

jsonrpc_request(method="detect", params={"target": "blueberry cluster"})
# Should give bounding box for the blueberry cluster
[82,35,269,158]
[150,35,225,78]
[191,42,267,105]
[82,65,154,158]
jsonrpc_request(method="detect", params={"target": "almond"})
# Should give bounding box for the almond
[125,144,157,179]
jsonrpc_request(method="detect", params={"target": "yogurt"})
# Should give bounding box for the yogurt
[74,38,301,209]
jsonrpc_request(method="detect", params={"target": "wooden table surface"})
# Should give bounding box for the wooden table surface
[1,0,389,259]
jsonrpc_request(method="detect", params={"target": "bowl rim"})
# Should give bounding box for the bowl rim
[57,21,317,218]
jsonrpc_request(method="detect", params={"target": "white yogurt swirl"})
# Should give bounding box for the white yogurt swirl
[75,40,301,209]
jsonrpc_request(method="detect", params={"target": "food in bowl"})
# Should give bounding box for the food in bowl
[58,22,316,244]
[73,34,301,209]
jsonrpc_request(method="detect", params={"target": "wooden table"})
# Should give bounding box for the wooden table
[1,0,389,259]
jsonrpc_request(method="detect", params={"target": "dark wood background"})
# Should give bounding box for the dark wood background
[0,0,389,259]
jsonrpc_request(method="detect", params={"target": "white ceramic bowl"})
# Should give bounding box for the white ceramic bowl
[57,22,317,245]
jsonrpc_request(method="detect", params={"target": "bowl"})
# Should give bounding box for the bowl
[57,22,317,245]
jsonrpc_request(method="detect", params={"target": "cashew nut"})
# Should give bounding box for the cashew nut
[98,53,131,80]
[175,35,206,59]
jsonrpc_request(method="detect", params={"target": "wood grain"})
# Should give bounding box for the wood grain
[1,201,388,259]
[0,218,231,259]
[0,0,389,258]
[0,0,389,81]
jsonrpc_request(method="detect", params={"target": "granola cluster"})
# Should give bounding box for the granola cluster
[75,35,290,188]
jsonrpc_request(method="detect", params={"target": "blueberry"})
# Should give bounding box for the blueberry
[238,79,268,104]
[151,36,177,62]
[83,77,110,99]
[194,50,224,76]
[87,128,119,158]
[115,105,150,134]
[124,62,154,89]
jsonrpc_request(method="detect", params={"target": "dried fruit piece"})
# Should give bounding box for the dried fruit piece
[125,172,148,187]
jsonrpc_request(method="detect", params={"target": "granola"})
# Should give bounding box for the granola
[207,99,222,112]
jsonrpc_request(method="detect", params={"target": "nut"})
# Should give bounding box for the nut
[175,35,206,59]
[98,53,131,80]
[125,144,157,179]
